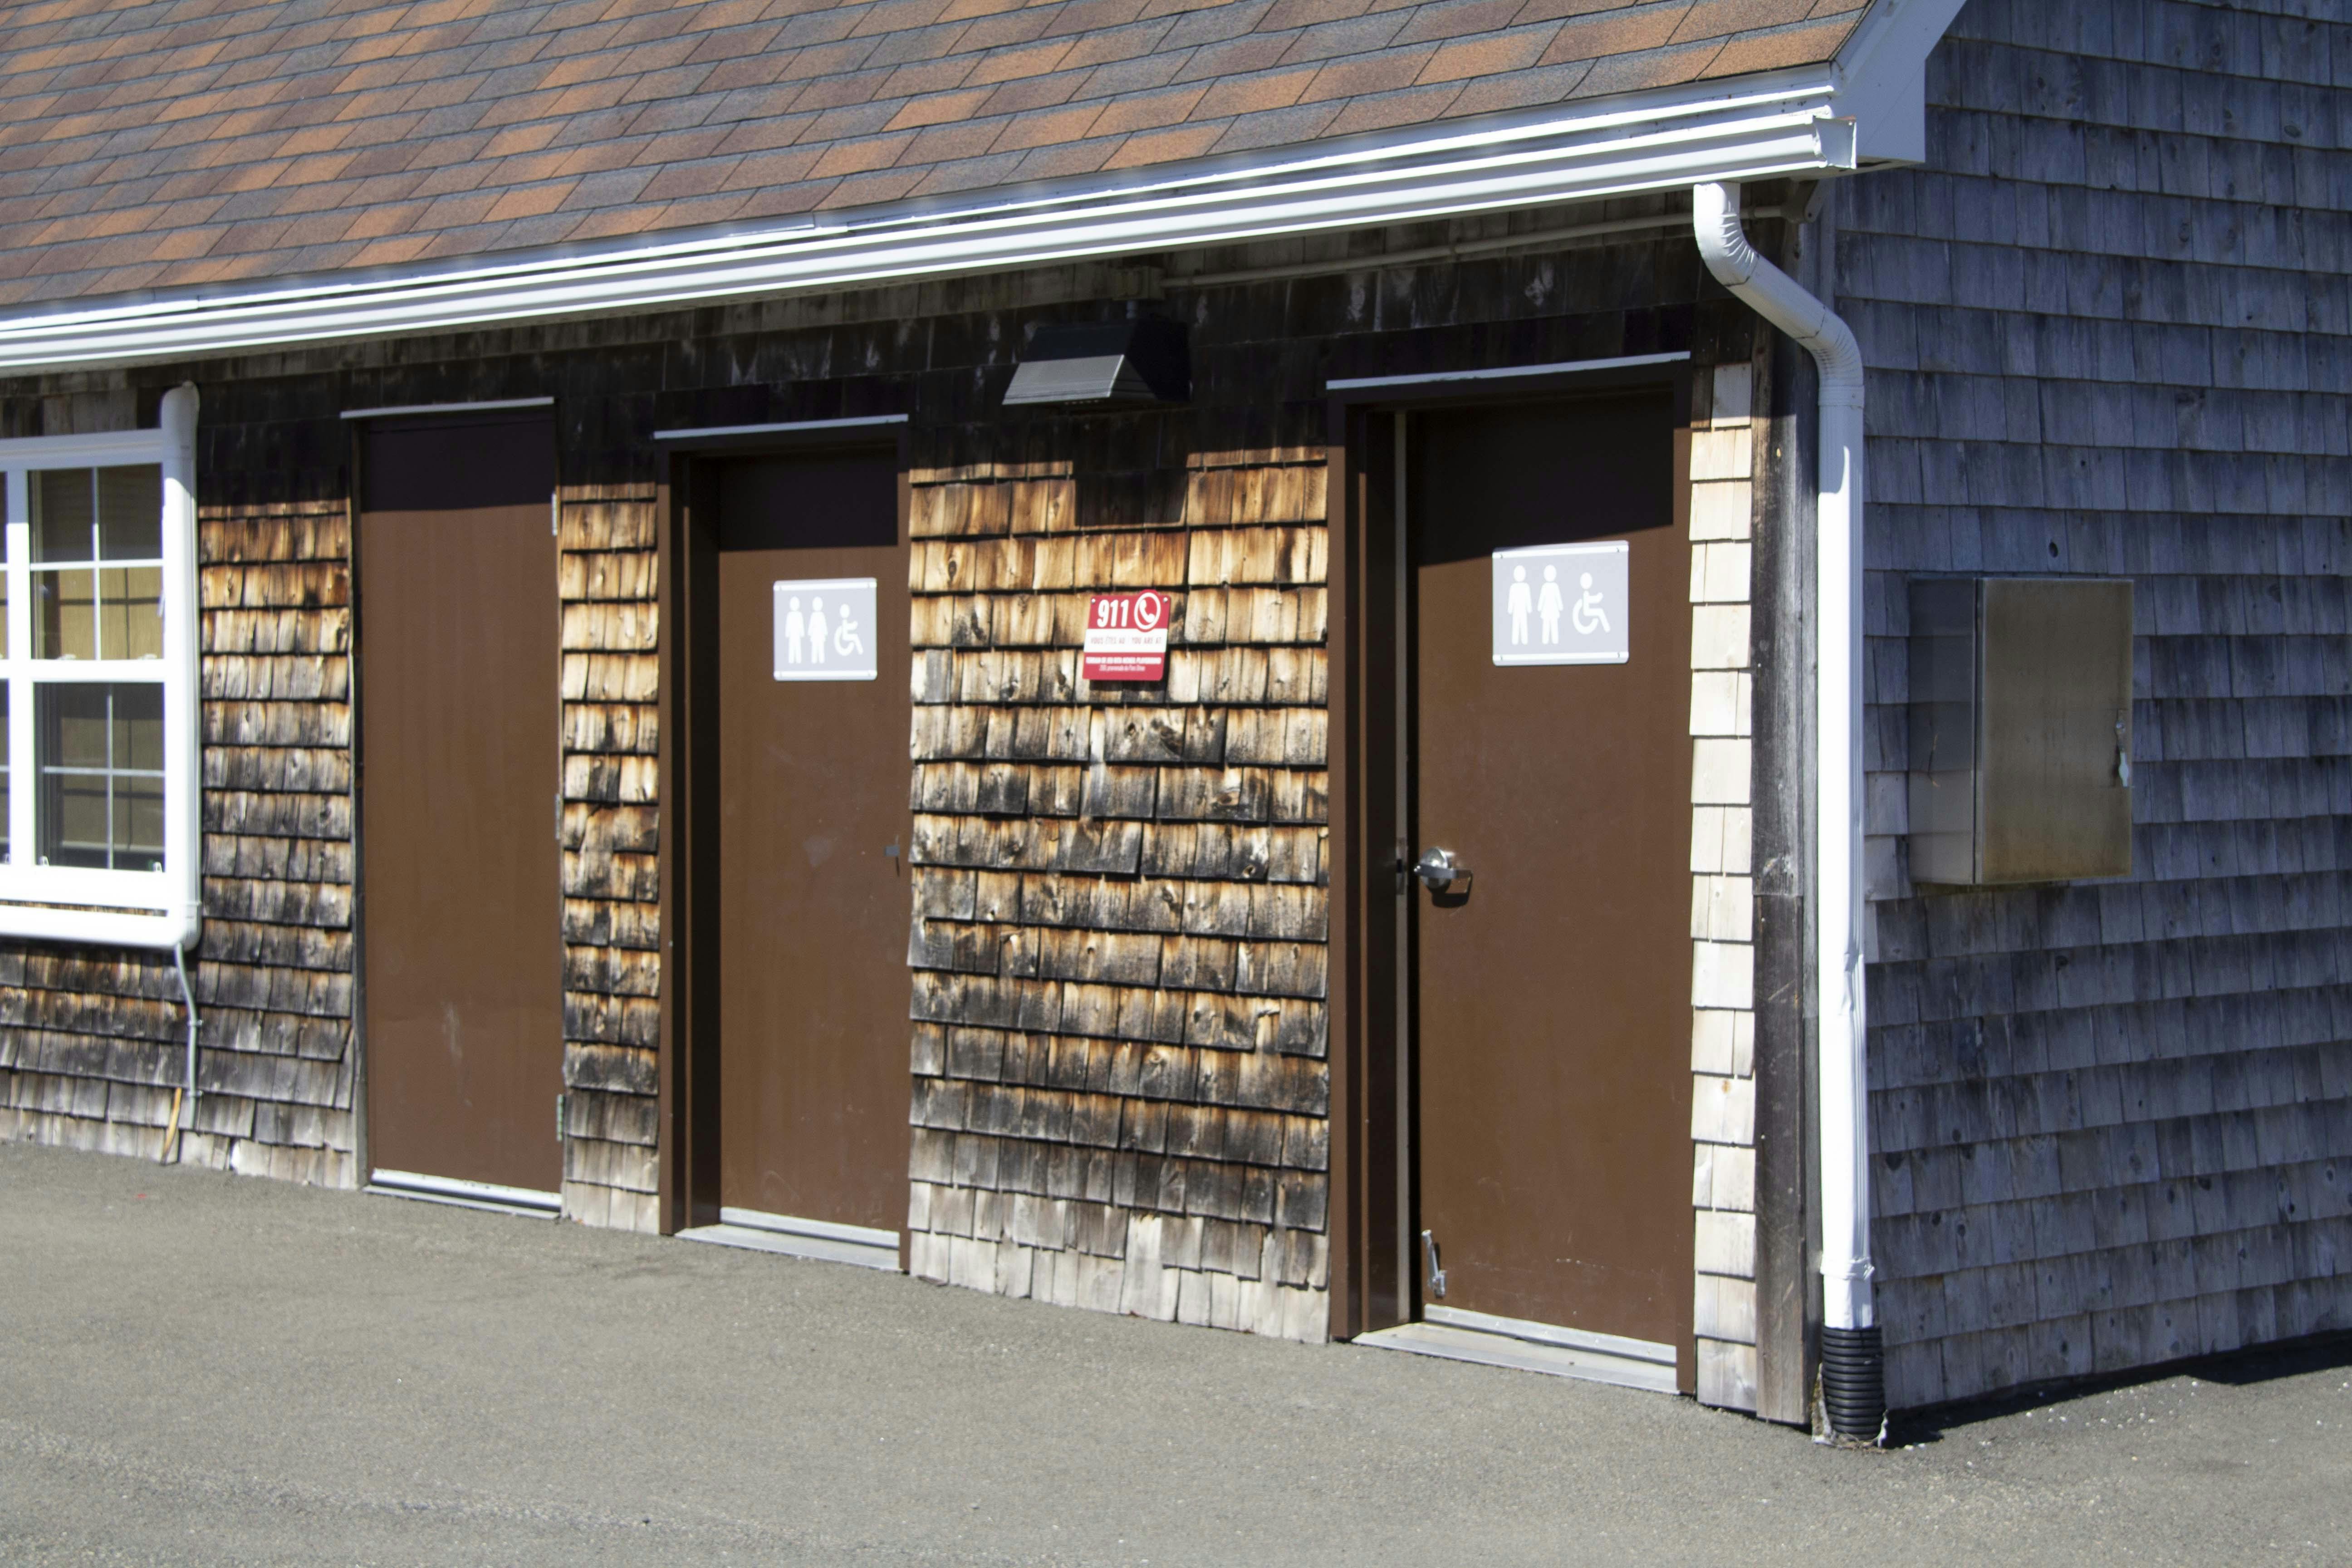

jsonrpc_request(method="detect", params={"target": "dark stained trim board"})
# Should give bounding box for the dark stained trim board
[658,426,911,1242]
[1325,358,1691,1345]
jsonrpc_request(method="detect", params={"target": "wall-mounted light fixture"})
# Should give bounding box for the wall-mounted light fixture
[1003,317,1189,407]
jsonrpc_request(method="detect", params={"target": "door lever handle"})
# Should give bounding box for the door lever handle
[1412,847,1470,893]
[1421,1229,1447,1300]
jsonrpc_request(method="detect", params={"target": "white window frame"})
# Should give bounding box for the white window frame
[0,386,199,948]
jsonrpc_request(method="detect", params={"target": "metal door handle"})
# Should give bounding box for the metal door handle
[1421,1229,1447,1299]
[1412,847,1470,892]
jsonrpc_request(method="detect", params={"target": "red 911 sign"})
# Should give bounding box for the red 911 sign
[1081,589,1170,682]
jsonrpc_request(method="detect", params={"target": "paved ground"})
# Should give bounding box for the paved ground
[2,1142,2346,1567]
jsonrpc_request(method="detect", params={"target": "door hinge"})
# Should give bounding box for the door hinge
[1421,1229,1447,1300]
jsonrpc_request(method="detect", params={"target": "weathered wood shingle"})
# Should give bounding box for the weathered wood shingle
[1852,0,2352,1411]
[900,434,1338,1338]
[558,485,663,1232]
[0,495,358,1183]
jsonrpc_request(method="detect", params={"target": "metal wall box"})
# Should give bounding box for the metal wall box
[1908,576,2135,886]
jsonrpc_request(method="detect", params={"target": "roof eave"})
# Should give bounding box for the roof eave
[0,38,1945,375]
[1826,0,1972,166]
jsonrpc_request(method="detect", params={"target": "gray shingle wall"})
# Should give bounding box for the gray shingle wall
[1845,0,2352,1409]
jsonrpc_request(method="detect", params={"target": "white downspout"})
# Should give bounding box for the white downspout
[162,385,205,1149]
[160,383,203,954]
[1693,181,1880,1436]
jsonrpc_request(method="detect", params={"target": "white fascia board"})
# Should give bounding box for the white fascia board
[1827,0,1970,165]
[0,70,1857,373]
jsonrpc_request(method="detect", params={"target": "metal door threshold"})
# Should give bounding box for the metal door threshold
[678,1207,899,1272]
[366,1169,561,1219]
[1355,1305,1678,1394]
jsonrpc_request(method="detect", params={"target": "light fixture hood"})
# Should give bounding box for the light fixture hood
[1004,318,1190,407]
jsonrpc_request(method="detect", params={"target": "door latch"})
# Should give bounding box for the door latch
[1411,847,1471,893]
[1421,1229,1447,1300]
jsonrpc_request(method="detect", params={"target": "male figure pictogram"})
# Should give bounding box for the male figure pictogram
[784,595,806,664]
[1506,564,1533,644]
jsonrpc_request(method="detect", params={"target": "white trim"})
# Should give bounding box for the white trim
[1328,350,1688,392]
[1424,1303,1677,1366]
[1170,211,1691,288]
[718,1206,898,1250]
[0,77,1861,372]
[1831,0,1971,163]
[679,1207,901,1271]
[1356,1318,1679,1394]
[0,389,201,951]
[652,414,910,441]
[365,1168,562,1218]
[339,397,554,420]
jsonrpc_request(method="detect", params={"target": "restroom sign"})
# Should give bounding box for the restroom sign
[1492,542,1630,665]
[774,577,879,681]
[1082,589,1170,681]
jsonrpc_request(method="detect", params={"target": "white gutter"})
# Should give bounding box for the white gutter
[1691,183,1877,1427]
[0,81,1856,372]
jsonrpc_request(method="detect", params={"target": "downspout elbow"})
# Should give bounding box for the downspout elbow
[1694,183,1863,403]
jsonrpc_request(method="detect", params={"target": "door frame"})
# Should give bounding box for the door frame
[1323,357,1694,1343]
[655,419,913,1238]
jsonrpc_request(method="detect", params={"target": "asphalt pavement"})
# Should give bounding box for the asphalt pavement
[3,1139,2346,1566]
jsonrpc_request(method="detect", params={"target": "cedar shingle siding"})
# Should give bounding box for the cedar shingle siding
[901,436,1338,1333]
[0,219,1751,1342]
[1852,0,2352,1408]
[558,485,664,1230]
[0,451,357,1180]
[4,0,2350,1421]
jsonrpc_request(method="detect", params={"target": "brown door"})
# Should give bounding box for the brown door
[1406,392,1693,1358]
[359,411,563,1195]
[713,451,911,1232]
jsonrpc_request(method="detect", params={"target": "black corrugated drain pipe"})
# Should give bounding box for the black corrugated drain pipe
[1820,1325,1886,1441]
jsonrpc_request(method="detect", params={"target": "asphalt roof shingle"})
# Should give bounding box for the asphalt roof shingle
[0,0,1871,308]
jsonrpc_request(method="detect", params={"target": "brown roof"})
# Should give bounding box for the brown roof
[0,0,1869,309]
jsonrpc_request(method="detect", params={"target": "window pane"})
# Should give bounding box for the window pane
[116,774,165,862]
[98,465,163,560]
[113,682,165,771]
[34,568,96,660]
[97,567,164,660]
[31,469,94,563]
[36,682,165,872]
[0,686,10,863]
